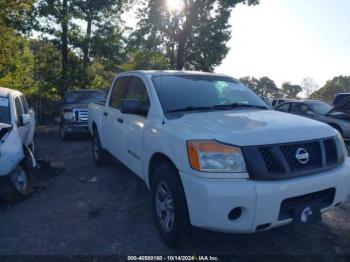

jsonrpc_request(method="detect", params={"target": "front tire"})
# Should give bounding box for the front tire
[152,163,190,247]
[0,165,32,203]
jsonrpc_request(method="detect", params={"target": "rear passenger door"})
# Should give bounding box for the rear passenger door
[120,76,151,177]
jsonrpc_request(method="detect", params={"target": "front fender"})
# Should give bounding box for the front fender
[0,129,25,176]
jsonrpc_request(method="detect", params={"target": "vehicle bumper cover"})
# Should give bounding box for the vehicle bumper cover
[62,122,89,133]
[179,157,350,233]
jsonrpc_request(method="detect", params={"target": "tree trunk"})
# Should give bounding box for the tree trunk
[60,0,69,97]
[176,0,200,70]
[176,27,187,70]
[82,16,92,71]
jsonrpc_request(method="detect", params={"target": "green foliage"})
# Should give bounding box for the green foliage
[0,36,37,96]
[281,82,302,99]
[310,76,350,103]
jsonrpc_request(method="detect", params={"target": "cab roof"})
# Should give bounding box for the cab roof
[117,70,234,79]
[0,87,22,98]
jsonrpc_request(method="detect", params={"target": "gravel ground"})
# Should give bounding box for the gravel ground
[0,126,349,256]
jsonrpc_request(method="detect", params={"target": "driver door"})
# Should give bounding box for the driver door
[102,76,129,164]
[119,76,151,178]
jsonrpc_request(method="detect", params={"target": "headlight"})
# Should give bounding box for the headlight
[337,133,348,158]
[64,111,74,120]
[187,140,246,172]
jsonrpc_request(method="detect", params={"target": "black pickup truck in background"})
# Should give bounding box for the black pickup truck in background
[59,89,106,140]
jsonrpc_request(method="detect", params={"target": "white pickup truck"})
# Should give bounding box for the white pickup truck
[0,87,36,202]
[88,71,350,246]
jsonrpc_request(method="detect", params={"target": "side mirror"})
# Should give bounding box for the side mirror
[121,99,142,115]
[21,114,31,126]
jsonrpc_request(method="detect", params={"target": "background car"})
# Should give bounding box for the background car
[274,99,350,140]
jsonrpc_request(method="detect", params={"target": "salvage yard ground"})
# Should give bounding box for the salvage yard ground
[0,126,350,255]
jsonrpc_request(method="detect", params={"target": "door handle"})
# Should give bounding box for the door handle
[117,118,124,124]
[103,112,108,116]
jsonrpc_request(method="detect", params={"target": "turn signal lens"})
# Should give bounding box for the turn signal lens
[187,140,246,173]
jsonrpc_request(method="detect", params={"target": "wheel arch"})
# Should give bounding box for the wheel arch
[148,152,179,190]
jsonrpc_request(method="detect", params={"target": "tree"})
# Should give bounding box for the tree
[310,76,350,103]
[239,76,260,94]
[0,0,37,95]
[257,77,280,98]
[130,0,259,71]
[175,0,259,70]
[281,82,302,99]
[35,0,72,96]
[301,77,318,99]
[71,0,129,71]
[240,76,280,98]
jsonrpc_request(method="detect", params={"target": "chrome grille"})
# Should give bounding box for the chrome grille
[73,109,88,121]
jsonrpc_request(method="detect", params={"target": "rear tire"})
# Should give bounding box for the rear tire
[0,165,32,203]
[92,128,107,166]
[151,163,190,247]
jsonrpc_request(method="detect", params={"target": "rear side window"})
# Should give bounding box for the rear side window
[126,77,150,107]
[19,95,29,114]
[109,77,129,109]
[290,103,310,114]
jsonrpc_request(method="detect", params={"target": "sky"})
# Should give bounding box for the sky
[215,0,350,89]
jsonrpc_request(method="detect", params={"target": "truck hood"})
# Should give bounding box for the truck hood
[62,103,88,110]
[168,110,336,146]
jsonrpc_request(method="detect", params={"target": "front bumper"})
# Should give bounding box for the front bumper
[62,122,89,134]
[180,157,350,233]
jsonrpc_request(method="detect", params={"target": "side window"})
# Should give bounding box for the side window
[109,77,129,109]
[14,97,24,123]
[276,103,290,112]
[126,77,150,107]
[19,95,29,114]
[291,103,310,115]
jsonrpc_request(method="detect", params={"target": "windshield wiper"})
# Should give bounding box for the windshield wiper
[167,106,217,113]
[213,103,268,110]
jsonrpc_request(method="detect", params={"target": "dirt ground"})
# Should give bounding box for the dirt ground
[0,126,350,256]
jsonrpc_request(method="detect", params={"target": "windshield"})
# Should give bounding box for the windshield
[64,91,106,104]
[0,97,11,124]
[309,101,332,115]
[152,75,268,113]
